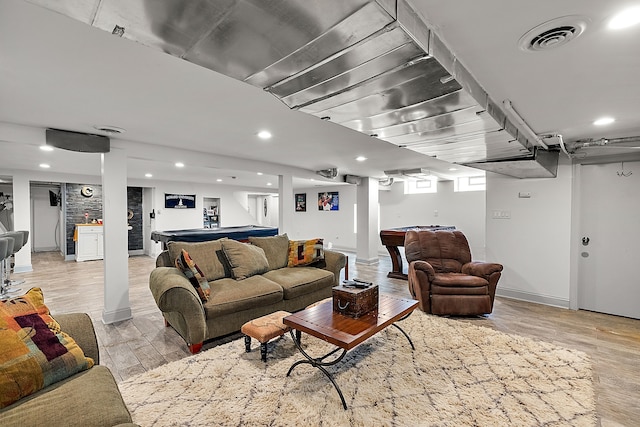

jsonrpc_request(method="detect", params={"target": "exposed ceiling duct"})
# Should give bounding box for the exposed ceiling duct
[316,168,339,179]
[465,148,559,179]
[27,0,552,177]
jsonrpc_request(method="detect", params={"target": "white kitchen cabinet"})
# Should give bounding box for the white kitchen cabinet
[75,225,104,262]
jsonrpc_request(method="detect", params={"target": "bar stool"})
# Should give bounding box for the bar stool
[1,231,23,289]
[10,230,29,286]
[0,235,15,299]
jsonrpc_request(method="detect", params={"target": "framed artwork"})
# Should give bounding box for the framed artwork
[165,193,196,209]
[295,193,306,212]
[318,191,339,211]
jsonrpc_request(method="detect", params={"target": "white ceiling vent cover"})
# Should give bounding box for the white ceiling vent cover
[518,16,589,52]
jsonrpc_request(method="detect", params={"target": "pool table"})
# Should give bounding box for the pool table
[379,225,456,279]
[151,225,278,248]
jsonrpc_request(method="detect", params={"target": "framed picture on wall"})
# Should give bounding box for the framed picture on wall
[165,193,196,209]
[295,193,306,212]
[318,191,339,211]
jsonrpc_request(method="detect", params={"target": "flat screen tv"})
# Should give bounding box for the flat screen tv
[49,190,59,206]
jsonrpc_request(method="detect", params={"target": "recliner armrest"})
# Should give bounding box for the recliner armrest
[409,260,436,281]
[462,261,503,279]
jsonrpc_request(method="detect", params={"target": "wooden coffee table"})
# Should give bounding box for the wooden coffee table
[283,294,419,409]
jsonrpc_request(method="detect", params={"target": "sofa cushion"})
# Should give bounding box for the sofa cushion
[248,233,289,270]
[287,238,324,267]
[168,239,229,281]
[0,288,94,409]
[263,267,334,300]
[0,366,133,427]
[174,249,211,302]
[221,240,269,280]
[204,276,283,317]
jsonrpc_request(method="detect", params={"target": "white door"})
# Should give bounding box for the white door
[578,161,640,319]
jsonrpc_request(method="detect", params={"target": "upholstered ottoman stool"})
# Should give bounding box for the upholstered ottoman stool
[241,311,300,362]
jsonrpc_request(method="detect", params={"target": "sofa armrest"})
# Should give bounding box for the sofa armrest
[462,261,503,279]
[156,250,172,267]
[323,250,346,286]
[55,313,100,365]
[149,267,207,345]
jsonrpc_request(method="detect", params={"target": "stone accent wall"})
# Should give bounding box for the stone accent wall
[64,184,143,255]
[127,187,143,250]
[65,183,103,255]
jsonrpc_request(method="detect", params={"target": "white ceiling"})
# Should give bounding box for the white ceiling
[411,0,640,153]
[1,0,639,189]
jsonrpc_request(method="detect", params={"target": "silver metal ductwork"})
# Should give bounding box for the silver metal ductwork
[27,0,554,177]
[466,148,559,179]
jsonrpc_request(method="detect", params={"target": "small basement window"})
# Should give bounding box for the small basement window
[454,174,486,192]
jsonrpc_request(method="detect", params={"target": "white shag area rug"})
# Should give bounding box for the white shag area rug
[119,311,595,426]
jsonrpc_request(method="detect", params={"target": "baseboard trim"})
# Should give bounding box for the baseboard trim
[355,257,379,265]
[128,249,144,256]
[102,307,132,324]
[496,288,569,308]
[14,264,33,273]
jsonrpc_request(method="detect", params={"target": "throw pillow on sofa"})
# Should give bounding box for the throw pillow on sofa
[287,238,325,267]
[248,233,289,270]
[167,239,229,280]
[0,288,94,409]
[175,249,211,302]
[221,240,269,280]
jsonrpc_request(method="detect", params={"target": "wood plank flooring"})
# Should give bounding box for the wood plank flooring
[12,251,640,426]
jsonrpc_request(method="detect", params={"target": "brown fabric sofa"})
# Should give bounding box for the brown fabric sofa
[0,313,136,427]
[149,234,346,353]
[405,230,503,316]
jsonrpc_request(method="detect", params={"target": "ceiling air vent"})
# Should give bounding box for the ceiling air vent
[519,16,588,52]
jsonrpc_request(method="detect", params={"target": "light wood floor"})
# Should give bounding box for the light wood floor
[12,251,639,427]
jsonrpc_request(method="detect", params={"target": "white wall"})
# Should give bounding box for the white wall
[486,157,573,307]
[30,185,60,251]
[378,180,486,258]
[147,181,272,257]
[285,185,357,250]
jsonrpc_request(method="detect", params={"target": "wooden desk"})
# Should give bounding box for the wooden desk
[379,225,455,279]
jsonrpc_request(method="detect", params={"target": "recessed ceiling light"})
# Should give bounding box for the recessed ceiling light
[145,173,152,178]
[39,163,50,169]
[609,7,640,30]
[257,172,263,175]
[40,145,54,151]
[448,167,458,171]
[175,162,184,168]
[266,182,273,186]
[355,156,367,162]
[216,179,222,182]
[257,130,272,140]
[593,117,615,126]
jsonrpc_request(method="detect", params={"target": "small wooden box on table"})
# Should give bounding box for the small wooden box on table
[332,283,379,318]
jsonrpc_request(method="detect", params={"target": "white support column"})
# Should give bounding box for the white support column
[278,174,294,235]
[356,177,379,264]
[12,173,32,273]
[101,147,132,324]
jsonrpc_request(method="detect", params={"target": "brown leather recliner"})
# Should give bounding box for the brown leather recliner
[405,230,503,315]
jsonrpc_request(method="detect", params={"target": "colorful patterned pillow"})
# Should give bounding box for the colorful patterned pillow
[175,249,211,302]
[287,238,325,267]
[0,288,94,409]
